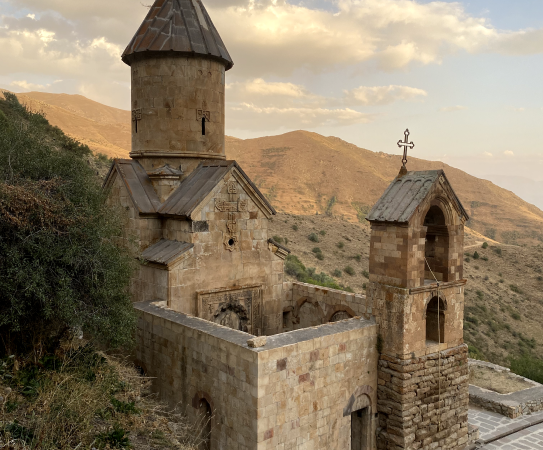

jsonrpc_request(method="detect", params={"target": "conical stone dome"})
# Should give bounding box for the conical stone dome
[122,0,233,70]
[124,0,233,174]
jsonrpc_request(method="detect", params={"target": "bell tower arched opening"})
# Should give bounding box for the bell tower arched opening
[426,296,445,344]
[423,205,450,283]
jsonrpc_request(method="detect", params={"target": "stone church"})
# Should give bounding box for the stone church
[105,0,473,448]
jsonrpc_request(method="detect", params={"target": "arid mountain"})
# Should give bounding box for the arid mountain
[3,91,542,243]
[0,91,131,158]
[227,131,543,244]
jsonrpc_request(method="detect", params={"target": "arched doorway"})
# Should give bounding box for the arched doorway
[197,398,212,450]
[426,296,446,344]
[423,205,450,282]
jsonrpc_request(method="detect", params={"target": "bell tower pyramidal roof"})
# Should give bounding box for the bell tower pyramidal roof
[122,0,234,70]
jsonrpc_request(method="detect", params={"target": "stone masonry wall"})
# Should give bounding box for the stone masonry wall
[163,173,284,335]
[130,55,226,168]
[253,317,379,449]
[135,301,260,450]
[282,282,367,331]
[367,282,466,358]
[377,344,470,450]
[135,301,380,450]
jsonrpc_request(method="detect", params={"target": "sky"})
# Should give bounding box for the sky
[0,0,542,207]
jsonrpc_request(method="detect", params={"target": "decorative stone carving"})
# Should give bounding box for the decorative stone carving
[238,199,248,211]
[197,285,262,335]
[215,199,249,212]
[227,181,238,194]
[227,213,237,234]
[223,234,239,252]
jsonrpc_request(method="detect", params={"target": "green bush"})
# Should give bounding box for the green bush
[292,224,298,231]
[344,266,355,276]
[319,230,326,236]
[332,269,342,278]
[284,255,352,292]
[337,241,345,249]
[0,93,137,354]
[493,247,502,256]
[354,254,361,262]
[97,424,131,449]
[482,242,488,249]
[511,312,521,321]
[510,284,522,294]
[272,235,283,244]
[510,354,543,384]
[308,233,319,242]
[362,270,369,279]
[473,251,480,259]
[476,291,484,300]
[481,256,488,261]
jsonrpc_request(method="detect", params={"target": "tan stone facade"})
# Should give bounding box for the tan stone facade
[130,55,227,174]
[134,298,378,450]
[110,2,474,448]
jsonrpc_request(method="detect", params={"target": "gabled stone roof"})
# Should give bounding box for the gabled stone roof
[122,0,234,70]
[104,159,275,219]
[148,164,183,179]
[366,170,468,223]
[141,239,193,266]
[103,159,161,215]
[158,160,276,218]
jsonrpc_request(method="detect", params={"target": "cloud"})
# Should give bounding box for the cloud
[227,102,373,131]
[503,150,515,156]
[10,79,63,91]
[344,85,427,106]
[482,152,493,157]
[439,105,468,112]
[228,78,426,108]
[508,107,525,112]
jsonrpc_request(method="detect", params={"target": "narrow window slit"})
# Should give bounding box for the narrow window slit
[202,116,206,135]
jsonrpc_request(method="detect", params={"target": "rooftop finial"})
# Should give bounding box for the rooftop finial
[397,129,414,176]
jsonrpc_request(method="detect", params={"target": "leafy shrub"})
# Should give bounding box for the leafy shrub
[538,276,543,282]
[312,247,321,254]
[111,397,140,415]
[284,255,352,291]
[0,93,137,354]
[510,354,543,384]
[481,256,488,261]
[319,230,326,236]
[272,235,283,244]
[493,247,502,256]
[510,284,522,294]
[465,316,479,325]
[511,312,521,321]
[344,266,355,276]
[97,424,131,449]
[476,291,484,300]
[3,421,35,443]
[482,242,488,249]
[292,224,298,231]
[362,270,369,279]
[473,251,480,259]
[308,233,319,242]
[362,283,367,289]
[337,241,345,249]
[354,254,361,262]
[499,279,504,283]
[465,257,471,263]
[474,266,479,270]
[332,269,342,278]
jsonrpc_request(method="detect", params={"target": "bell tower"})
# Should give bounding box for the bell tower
[122,0,234,177]
[366,169,471,449]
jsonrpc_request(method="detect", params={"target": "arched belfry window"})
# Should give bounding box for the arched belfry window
[423,205,450,283]
[426,296,445,344]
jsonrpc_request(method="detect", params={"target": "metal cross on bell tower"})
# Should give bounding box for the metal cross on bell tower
[397,129,414,176]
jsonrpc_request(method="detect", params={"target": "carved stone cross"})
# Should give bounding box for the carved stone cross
[132,108,142,133]
[397,129,414,169]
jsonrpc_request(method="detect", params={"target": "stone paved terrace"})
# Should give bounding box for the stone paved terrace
[469,407,543,449]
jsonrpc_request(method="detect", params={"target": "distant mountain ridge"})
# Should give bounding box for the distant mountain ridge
[4,91,542,243]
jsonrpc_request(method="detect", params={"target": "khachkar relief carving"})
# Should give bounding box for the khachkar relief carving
[197,286,262,335]
[216,179,248,252]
